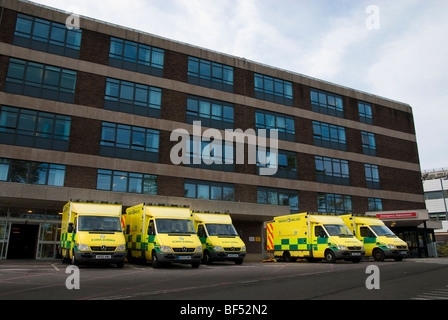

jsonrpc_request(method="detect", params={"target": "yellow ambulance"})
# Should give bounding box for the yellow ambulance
[267,212,365,263]
[125,204,203,268]
[192,212,246,265]
[60,201,126,268]
[341,214,409,261]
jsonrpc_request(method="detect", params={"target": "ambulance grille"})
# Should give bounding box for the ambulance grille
[91,246,116,252]
[224,247,241,252]
[347,246,362,250]
[397,246,407,249]
[173,248,195,253]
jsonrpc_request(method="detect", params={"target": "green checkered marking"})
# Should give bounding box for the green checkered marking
[274,238,308,251]
[60,233,73,250]
[126,234,155,251]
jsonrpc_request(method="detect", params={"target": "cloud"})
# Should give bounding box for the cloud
[362,2,448,169]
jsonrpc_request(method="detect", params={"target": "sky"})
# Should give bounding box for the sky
[30,0,448,171]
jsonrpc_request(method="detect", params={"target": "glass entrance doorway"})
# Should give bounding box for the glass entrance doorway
[0,220,61,260]
[7,224,39,259]
[0,221,11,259]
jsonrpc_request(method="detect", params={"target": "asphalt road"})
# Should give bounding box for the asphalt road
[1,258,447,302]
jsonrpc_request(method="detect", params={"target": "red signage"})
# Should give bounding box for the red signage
[376,212,417,219]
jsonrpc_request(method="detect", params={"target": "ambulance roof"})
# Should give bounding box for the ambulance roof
[144,206,191,219]
[193,213,232,224]
[68,202,122,216]
[273,212,345,225]
[308,215,345,224]
[353,216,385,226]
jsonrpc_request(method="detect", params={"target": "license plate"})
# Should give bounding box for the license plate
[400,251,407,255]
[178,256,191,260]
[228,254,239,258]
[351,252,361,256]
[96,255,111,259]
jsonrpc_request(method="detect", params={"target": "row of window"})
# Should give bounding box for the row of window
[0,156,384,213]
[12,14,377,123]
[3,55,380,153]
[0,104,380,188]
[0,158,65,186]
[0,105,71,151]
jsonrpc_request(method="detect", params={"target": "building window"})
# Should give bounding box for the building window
[0,158,65,187]
[255,110,295,142]
[185,137,234,172]
[109,37,164,76]
[254,73,293,106]
[5,58,77,103]
[365,164,380,189]
[313,121,347,151]
[424,191,448,200]
[187,57,234,92]
[0,106,71,151]
[310,89,344,118]
[257,150,298,179]
[318,193,352,215]
[186,96,234,130]
[97,169,157,194]
[184,180,234,202]
[368,198,383,212]
[13,13,82,58]
[257,187,299,213]
[361,131,377,156]
[358,102,373,124]
[104,78,162,118]
[315,156,350,186]
[100,122,159,162]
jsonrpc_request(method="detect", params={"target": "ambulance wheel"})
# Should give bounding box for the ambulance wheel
[234,259,244,265]
[71,250,79,266]
[202,251,213,265]
[283,251,292,262]
[191,262,200,268]
[325,250,336,263]
[373,249,385,262]
[151,250,161,268]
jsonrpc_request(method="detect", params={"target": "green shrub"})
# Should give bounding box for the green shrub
[437,243,448,257]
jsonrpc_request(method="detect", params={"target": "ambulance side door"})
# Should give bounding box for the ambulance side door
[197,224,208,250]
[312,225,327,258]
[359,226,376,256]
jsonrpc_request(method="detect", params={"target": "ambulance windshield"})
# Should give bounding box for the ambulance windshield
[324,224,354,237]
[370,225,396,237]
[78,216,122,232]
[206,224,238,237]
[156,219,195,234]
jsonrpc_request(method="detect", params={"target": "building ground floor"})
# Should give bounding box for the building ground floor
[0,183,441,260]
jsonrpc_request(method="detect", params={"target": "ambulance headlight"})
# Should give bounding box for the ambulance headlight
[160,246,173,253]
[241,246,246,252]
[196,246,203,252]
[117,245,126,251]
[387,244,396,249]
[78,244,90,251]
[213,246,224,251]
[337,245,347,250]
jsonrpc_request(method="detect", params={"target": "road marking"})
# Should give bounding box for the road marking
[50,263,60,271]
[412,285,448,300]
